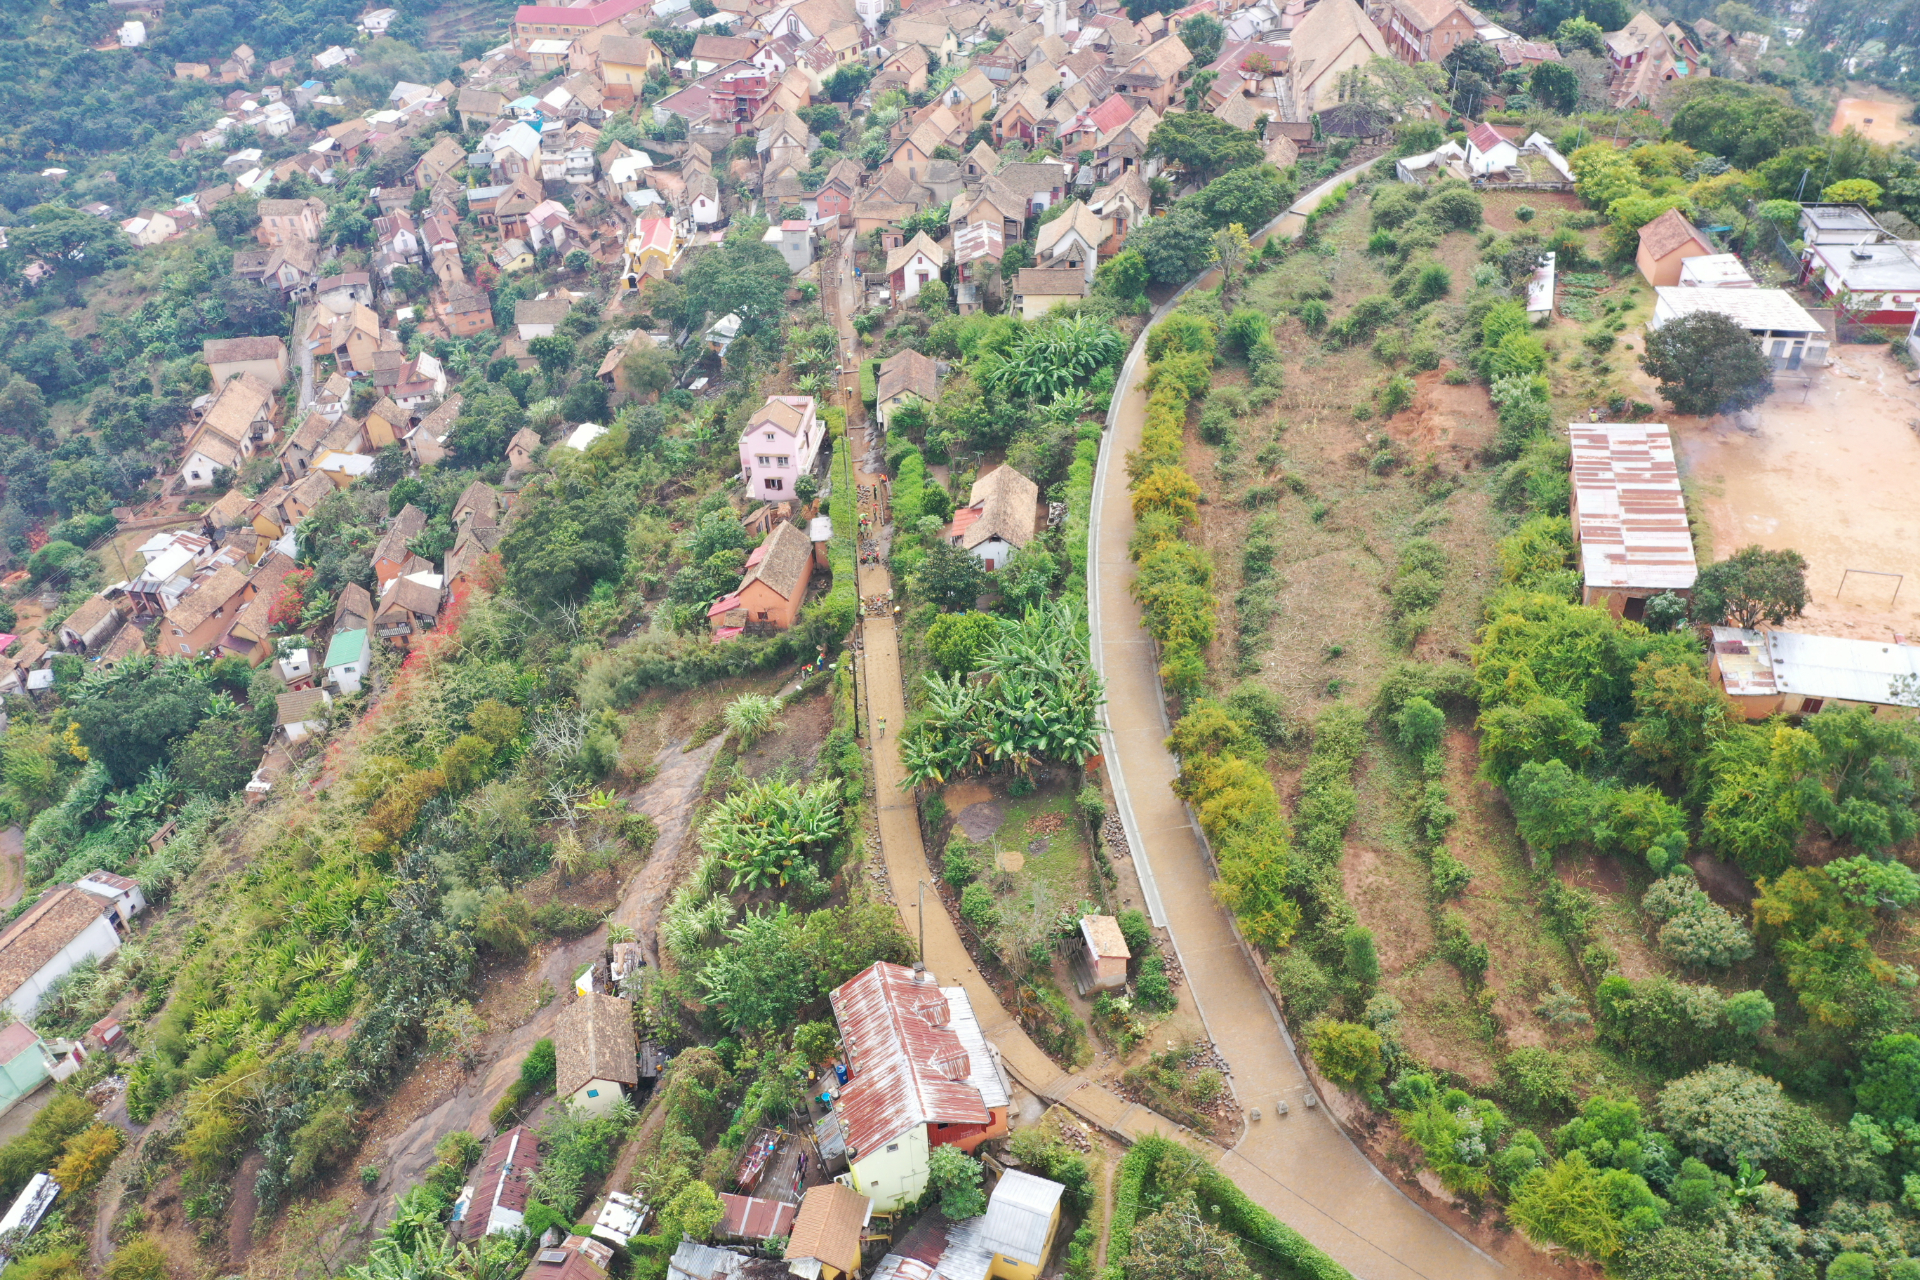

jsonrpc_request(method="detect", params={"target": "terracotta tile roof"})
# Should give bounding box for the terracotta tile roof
[379,577,443,622]
[961,462,1039,550]
[784,1183,867,1276]
[1014,267,1087,298]
[372,504,428,567]
[334,582,374,629]
[204,335,286,364]
[1637,206,1711,261]
[555,993,637,1097]
[876,349,939,406]
[277,687,331,725]
[740,520,813,603]
[167,562,252,633]
[0,888,110,1005]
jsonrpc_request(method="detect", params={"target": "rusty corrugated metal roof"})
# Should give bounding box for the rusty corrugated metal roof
[828,963,992,1157]
[1570,423,1698,592]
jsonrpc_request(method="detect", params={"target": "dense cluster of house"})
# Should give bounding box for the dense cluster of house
[435,955,1095,1280]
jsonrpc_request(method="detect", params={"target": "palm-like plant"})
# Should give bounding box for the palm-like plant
[723,693,783,749]
[899,600,1106,788]
[699,776,843,892]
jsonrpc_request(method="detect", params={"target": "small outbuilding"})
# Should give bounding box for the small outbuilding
[1070,915,1131,995]
[1568,423,1697,620]
[1709,626,1920,720]
[980,1169,1066,1280]
[1634,207,1715,288]
[455,1126,540,1242]
[784,1183,869,1280]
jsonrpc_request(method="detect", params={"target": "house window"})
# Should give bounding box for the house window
[586,1088,599,1098]
[766,477,783,490]
[777,455,791,466]
[887,1143,900,1152]
[1802,698,1825,715]
[765,431,775,440]
[757,611,769,621]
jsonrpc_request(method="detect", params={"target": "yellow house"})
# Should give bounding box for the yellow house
[598,35,662,97]
[981,1170,1065,1280]
[364,397,403,449]
[783,1183,868,1280]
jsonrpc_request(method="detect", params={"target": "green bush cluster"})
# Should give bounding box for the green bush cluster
[1103,1136,1353,1280]
[1127,310,1218,704]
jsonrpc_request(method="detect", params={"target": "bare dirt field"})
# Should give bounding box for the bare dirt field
[1831,95,1914,146]
[1649,345,1920,639]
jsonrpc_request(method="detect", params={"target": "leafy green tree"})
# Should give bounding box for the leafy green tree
[1197,163,1292,230]
[912,539,988,611]
[9,205,128,279]
[1177,13,1225,63]
[698,906,816,1031]
[1657,1064,1789,1168]
[1131,202,1215,283]
[1691,545,1807,628]
[1123,1195,1256,1280]
[679,235,792,330]
[528,335,577,380]
[1097,247,1150,301]
[926,610,999,673]
[1147,113,1263,185]
[1508,1153,1666,1260]
[1669,82,1816,169]
[1796,707,1920,852]
[1307,1019,1384,1091]
[1554,16,1606,54]
[1531,61,1580,112]
[69,657,212,787]
[1506,759,1596,855]
[1857,1033,1920,1124]
[1641,311,1773,416]
[927,1145,986,1219]
[498,470,636,604]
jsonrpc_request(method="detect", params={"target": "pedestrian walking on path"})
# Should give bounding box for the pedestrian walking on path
[877,716,886,739]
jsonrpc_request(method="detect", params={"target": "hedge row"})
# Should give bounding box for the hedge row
[1062,421,1101,599]
[822,436,857,624]
[1101,1135,1353,1280]
[1126,312,1219,704]
[860,358,879,406]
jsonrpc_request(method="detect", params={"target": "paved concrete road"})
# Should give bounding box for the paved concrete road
[1084,171,1513,1280]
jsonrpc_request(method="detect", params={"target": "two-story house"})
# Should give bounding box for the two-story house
[255,197,326,247]
[738,394,820,503]
[826,962,1010,1211]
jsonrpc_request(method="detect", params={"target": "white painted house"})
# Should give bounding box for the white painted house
[1462,122,1518,176]
[947,464,1040,570]
[762,219,815,272]
[73,871,147,929]
[0,888,121,1019]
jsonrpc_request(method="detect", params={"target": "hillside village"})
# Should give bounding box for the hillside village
[4,0,1920,1279]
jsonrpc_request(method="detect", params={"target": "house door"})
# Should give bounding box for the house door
[1623,596,1646,622]
[1787,341,1804,369]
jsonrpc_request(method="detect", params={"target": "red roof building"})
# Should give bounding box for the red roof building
[457,1126,541,1241]
[826,963,1010,1211]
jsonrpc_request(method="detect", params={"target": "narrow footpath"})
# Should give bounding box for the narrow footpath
[1085,175,1513,1279]
[823,231,1179,1142]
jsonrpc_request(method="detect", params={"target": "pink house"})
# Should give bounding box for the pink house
[739,395,822,503]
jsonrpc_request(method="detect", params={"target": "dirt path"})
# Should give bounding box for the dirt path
[359,735,722,1231]
[0,827,23,911]
[611,734,726,968]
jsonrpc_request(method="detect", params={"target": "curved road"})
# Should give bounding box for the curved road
[1085,167,1510,1280]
